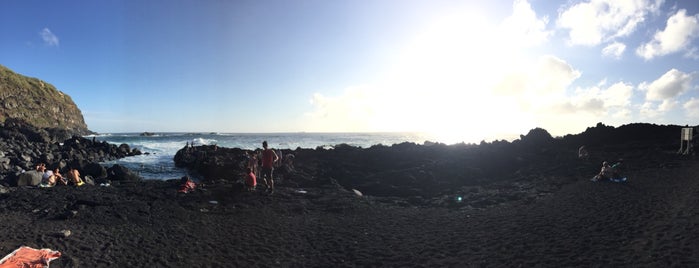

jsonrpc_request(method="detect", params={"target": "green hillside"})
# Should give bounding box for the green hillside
[0,64,90,134]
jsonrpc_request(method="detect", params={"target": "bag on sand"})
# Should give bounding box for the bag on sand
[0,246,61,268]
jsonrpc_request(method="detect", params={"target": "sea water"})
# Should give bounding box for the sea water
[91,132,434,180]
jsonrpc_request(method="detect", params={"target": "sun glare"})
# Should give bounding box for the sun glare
[307,7,541,141]
[374,10,536,143]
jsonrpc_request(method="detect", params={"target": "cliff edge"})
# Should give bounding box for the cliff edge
[0,64,90,135]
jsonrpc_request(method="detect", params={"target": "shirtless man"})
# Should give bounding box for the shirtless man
[66,167,85,186]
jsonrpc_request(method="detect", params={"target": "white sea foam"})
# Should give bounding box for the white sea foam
[190,138,217,146]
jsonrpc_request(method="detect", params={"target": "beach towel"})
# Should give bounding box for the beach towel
[0,246,61,268]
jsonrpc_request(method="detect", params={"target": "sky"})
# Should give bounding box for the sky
[1,0,698,143]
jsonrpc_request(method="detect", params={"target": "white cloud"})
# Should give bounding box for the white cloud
[557,0,664,46]
[39,28,59,47]
[640,99,679,121]
[636,9,699,60]
[685,47,699,60]
[500,0,552,47]
[639,68,694,101]
[603,82,634,108]
[602,42,626,59]
[562,81,633,117]
[658,99,677,112]
[534,55,582,93]
[684,97,699,118]
[493,55,581,108]
[640,101,661,119]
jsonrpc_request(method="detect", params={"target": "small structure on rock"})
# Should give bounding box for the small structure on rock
[678,127,694,155]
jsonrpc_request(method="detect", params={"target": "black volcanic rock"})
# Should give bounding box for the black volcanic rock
[174,123,697,202]
[0,119,142,186]
[107,164,142,181]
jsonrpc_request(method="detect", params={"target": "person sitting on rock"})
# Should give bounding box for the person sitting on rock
[178,176,196,193]
[38,164,52,187]
[246,150,259,178]
[245,167,256,191]
[35,163,46,172]
[40,167,65,187]
[52,168,67,186]
[609,159,626,182]
[66,166,86,186]
[591,161,613,182]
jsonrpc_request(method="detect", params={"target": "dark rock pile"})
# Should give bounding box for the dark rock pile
[174,123,697,208]
[0,119,142,186]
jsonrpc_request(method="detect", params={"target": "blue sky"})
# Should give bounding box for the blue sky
[1,0,698,143]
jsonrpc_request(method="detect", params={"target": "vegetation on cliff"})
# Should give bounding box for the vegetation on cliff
[0,64,90,135]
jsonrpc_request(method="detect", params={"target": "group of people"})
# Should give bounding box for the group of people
[35,163,85,187]
[243,141,295,193]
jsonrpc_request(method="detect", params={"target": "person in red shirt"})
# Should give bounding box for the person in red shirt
[260,140,279,193]
[245,167,257,191]
[177,176,196,193]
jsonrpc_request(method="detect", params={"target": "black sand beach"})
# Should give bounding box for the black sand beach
[0,123,697,267]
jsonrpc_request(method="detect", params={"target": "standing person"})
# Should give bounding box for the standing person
[275,149,283,168]
[260,141,279,193]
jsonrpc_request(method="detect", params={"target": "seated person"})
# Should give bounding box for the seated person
[66,167,86,186]
[245,167,257,191]
[52,168,67,186]
[39,165,52,187]
[592,161,613,181]
[40,167,66,187]
[610,159,625,181]
[36,163,46,172]
[178,176,196,193]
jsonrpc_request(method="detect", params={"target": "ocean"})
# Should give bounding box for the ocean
[91,132,435,180]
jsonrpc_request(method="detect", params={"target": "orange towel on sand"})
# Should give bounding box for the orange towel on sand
[0,246,61,268]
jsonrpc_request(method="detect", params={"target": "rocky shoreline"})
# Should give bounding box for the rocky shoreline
[0,118,143,187]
